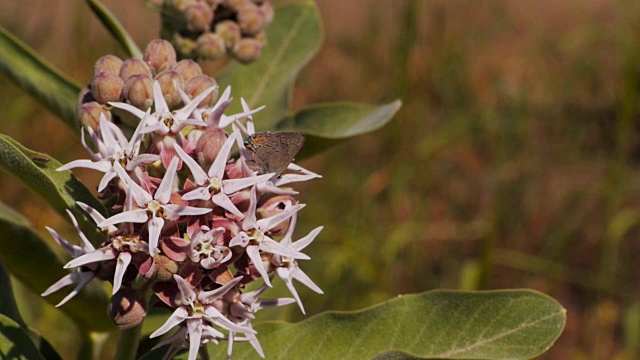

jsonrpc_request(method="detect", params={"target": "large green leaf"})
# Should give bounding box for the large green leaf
[0,202,111,332]
[0,25,80,131]
[216,1,323,129]
[85,0,142,58]
[0,315,46,360]
[275,100,402,158]
[0,260,62,360]
[0,134,106,243]
[146,289,565,360]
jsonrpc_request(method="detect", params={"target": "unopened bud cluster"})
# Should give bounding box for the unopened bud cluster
[149,0,273,63]
[46,47,322,359]
[78,40,218,130]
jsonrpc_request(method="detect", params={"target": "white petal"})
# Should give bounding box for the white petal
[246,246,271,287]
[148,217,164,255]
[98,209,148,227]
[64,248,116,269]
[212,192,243,218]
[112,252,132,294]
[174,274,197,305]
[149,306,189,338]
[174,144,208,185]
[222,173,273,195]
[182,187,211,201]
[155,157,179,203]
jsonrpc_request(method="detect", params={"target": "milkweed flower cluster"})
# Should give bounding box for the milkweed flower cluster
[148,0,274,63]
[43,52,323,358]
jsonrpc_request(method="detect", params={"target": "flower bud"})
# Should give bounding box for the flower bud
[255,30,267,46]
[172,59,203,83]
[155,70,185,109]
[215,20,241,48]
[185,2,214,33]
[232,38,263,63]
[196,32,226,60]
[222,0,248,11]
[170,0,197,11]
[260,1,274,24]
[78,102,111,130]
[172,33,198,59]
[196,127,227,168]
[123,74,154,110]
[258,194,296,236]
[185,75,218,107]
[108,288,147,330]
[237,2,266,36]
[119,58,152,81]
[94,54,123,77]
[91,73,124,104]
[144,39,177,74]
[77,84,94,107]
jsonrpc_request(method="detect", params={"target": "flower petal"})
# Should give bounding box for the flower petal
[149,306,189,338]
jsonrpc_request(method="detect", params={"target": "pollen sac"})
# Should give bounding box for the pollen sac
[150,0,274,63]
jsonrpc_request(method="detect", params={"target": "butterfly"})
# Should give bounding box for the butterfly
[244,132,305,176]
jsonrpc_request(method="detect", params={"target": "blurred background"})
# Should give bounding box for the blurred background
[2,0,640,359]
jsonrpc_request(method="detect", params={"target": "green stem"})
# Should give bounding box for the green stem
[114,322,143,360]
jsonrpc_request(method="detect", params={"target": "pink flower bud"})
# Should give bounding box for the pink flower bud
[172,59,203,83]
[171,0,197,11]
[215,20,241,48]
[108,288,147,330]
[77,101,111,130]
[119,58,152,81]
[185,2,214,33]
[196,127,227,168]
[144,39,177,74]
[154,70,185,109]
[196,32,227,60]
[91,73,124,104]
[222,0,248,11]
[123,74,154,110]
[94,54,123,77]
[77,84,94,107]
[185,75,218,107]
[232,38,263,63]
[260,1,274,24]
[237,2,266,36]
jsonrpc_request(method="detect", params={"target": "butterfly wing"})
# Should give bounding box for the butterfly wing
[244,132,305,175]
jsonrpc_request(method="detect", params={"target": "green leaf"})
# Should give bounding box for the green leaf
[0,25,80,131]
[0,201,111,332]
[0,134,106,243]
[0,261,63,360]
[275,100,402,159]
[85,0,142,58]
[0,259,25,328]
[154,289,565,360]
[216,1,323,129]
[0,314,46,360]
